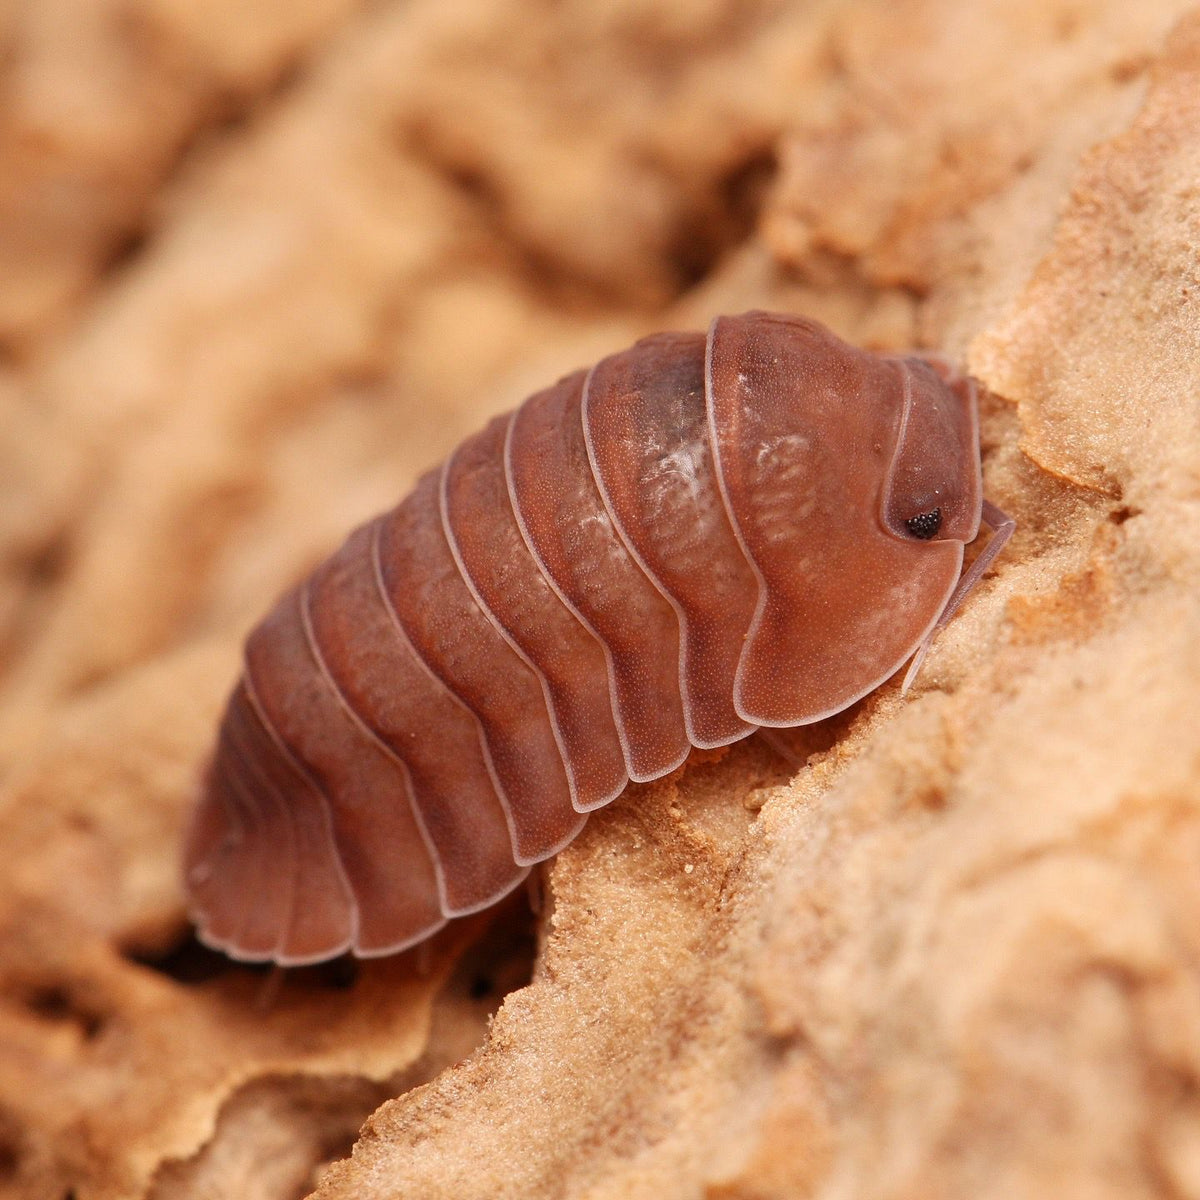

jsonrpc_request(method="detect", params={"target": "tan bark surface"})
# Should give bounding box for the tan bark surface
[0,2,1198,1197]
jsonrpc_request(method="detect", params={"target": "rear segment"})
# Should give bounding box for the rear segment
[184,677,357,965]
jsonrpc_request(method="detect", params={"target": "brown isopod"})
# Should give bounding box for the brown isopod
[184,311,1013,965]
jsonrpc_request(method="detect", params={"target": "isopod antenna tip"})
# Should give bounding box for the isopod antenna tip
[900,499,1016,696]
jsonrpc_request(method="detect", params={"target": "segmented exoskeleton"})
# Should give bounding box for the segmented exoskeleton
[184,312,1013,965]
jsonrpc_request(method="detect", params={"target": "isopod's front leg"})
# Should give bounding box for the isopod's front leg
[526,864,546,916]
[900,499,1016,694]
[755,727,805,766]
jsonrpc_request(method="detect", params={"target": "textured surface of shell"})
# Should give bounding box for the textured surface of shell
[184,311,1012,966]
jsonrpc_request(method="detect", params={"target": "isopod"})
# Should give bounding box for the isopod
[184,312,1013,965]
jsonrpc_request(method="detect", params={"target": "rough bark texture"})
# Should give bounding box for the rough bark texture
[0,2,1198,1198]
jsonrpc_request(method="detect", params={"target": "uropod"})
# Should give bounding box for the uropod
[184,312,1013,965]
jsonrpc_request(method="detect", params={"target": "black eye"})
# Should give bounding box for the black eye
[905,507,942,540]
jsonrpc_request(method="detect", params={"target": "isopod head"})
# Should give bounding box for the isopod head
[707,313,981,727]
